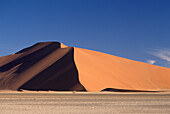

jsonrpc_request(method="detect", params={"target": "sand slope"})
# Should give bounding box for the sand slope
[74,48,170,92]
[0,42,170,92]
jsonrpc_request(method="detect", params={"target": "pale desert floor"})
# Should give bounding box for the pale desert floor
[0,91,170,114]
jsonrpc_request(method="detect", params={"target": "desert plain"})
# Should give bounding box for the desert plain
[0,91,170,114]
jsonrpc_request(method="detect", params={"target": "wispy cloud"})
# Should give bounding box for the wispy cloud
[150,48,170,64]
[146,60,156,64]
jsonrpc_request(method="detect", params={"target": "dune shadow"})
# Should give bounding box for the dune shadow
[18,47,86,91]
[101,88,160,92]
[0,42,61,73]
[0,42,86,91]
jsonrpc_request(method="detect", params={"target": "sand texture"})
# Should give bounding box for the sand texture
[0,92,170,114]
[0,42,170,92]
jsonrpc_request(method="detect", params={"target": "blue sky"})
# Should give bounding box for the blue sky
[0,0,170,67]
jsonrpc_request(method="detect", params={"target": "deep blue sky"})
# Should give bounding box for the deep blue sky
[0,0,170,67]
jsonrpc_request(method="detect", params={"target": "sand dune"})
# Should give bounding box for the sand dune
[0,42,170,92]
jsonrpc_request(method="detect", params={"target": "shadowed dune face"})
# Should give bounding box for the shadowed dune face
[0,42,85,91]
[19,47,85,91]
[0,42,61,73]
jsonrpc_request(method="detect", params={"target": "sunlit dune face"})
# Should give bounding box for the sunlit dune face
[74,47,170,92]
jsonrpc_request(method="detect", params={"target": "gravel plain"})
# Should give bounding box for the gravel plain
[0,92,170,114]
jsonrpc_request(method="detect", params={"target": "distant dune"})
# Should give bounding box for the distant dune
[0,42,170,92]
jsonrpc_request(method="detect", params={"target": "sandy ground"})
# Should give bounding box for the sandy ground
[0,92,170,114]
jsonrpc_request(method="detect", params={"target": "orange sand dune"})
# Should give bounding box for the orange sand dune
[0,42,170,92]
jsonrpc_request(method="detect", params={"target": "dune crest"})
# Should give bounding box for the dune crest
[0,42,170,92]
